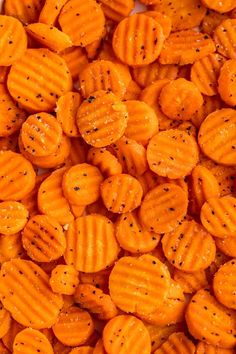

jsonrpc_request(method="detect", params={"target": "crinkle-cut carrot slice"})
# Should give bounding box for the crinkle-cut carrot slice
[49,265,79,295]
[38,167,74,225]
[62,163,103,206]
[0,201,28,235]
[80,268,111,294]
[142,11,172,39]
[65,214,119,272]
[39,0,69,25]
[191,53,226,96]
[66,137,87,166]
[162,220,216,272]
[4,0,44,24]
[13,328,53,354]
[26,23,72,52]
[69,347,94,354]
[112,137,148,177]
[115,211,160,253]
[0,15,27,66]
[139,280,186,327]
[159,30,215,66]
[213,259,236,309]
[173,269,208,294]
[85,33,104,60]
[21,112,63,157]
[0,151,36,200]
[135,170,158,196]
[60,47,88,81]
[59,0,105,47]
[79,60,126,99]
[2,320,23,352]
[133,62,178,89]
[160,78,203,121]
[196,342,235,353]
[22,214,66,263]
[101,174,143,214]
[198,108,236,166]
[139,79,180,131]
[147,130,199,179]
[214,19,236,59]
[152,0,206,32]
[7,48,72,113]
[103,315,151,354]
[189,165,220,215]
[154,332,195,354]
[201,10,228,36]
[218,59,236,106]
[56,92,81,138]
[215,237,236,257]
[146,323,184,353]
[206,250,230,282]
[177,121,197,138]
[109,255,170,315]
[123,80,141,100]
[191,95,223,128]
[0,306,11,340]
[201,0,236,13]
[0,259,63,329]
[74,284,118,320]
[0,233,24,264]
[186,288,236,348]
[140,183,188,233]
[77,90,128,148]
[97,0,134,22]
[124,100,158,145]
[141,173,188,196]
[52,306,94,346]
[112,14,164,66]
[87,147,122,177]
[94,339,106,354]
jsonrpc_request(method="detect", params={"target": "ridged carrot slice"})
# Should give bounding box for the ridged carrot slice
[87,147,122,177]
[162,219,216,272]
[123,80,141,100]
[56,92,81,138]
[109,255,170,315]
[39,0,69,25]
[206,250,230,281]
[191,95,223,128]
[213,259,236,309]
[4,0,44,24]
[49,265,79,295]
[112,14,164,66]
[173,269,208,294]
[101,174,143,214]
[94,339,106,354]
[0,201,28,235]
[80,268,111,294]
[38,167,74,225]
[140,183,188,233]
[160,78,203,121]
[146,323,184,353]
[22,214,66,262]
[0,259,63,329]
[69,347,94,354]
[177,121,197,138]
[67,137,87,166]
[186,288,236,348]
[62,163,103,206]
[13,328,53,354]
[115,211,160,253]
[52,306,94,346]
[79,60,126,99]
[0,233,24,264]
[74,284,118,320]
[214,19,236,59]
[215,236,236,258]
[0,306,11,340]
[198,108,236,166]
[97,0,134,22]
[196,341,234,353]
[154,332,195,354]
[65,214,119,272]
[201,10,228,36]
[60,46,88,81]
[218,59,236,107]
[59,0,105,47]
[7,48,72,113]
[159,30,215,65]
[143,11,172,39]
[103,315,151,354]
[85,32,105,60]
[202,0,236,13]
[147,130,199,179]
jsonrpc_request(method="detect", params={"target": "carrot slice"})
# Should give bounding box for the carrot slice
[0,201,28,235]
[67,137,88,166]
[97,0,134,22]
[154,332,195,354]
[112,14,164,66]
[60,46,88,81]
[103,315,151,354]
[177,121,197,138]
[54,340,71,354]
[87,147,122,177]
[214,19,236,59]
[13,328,53,354]
[146,323,184,353]
[196,342,234,353]
[201,0,236,13]
[39,0,69,26]
[56,92,81,138]
[0,233,24,264]
[173,269,208,294]
[213,259,236,309]
[201,10,228,36]
[94,339,106,354]
[80,268,111,294]
[4,0,44,24]
[218,59,236,107]
[123,80,141,100]
[191,95,223,128]
[49,265,79,295]
[140,183,188,233]
[101,174,143,214]
[143,11,172,39]
[215,237,236,258]
[0,306,11,340]
[69,347,94,354]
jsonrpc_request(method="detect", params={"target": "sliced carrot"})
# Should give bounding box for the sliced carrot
[97,0,134,22]
[0,201,28,235]
[85,34,104,60]
[0,306,11,340]
[2,320,24,352]
[39,0,69,26]
[4,0,44,24]
[206,250,230,281]
[201,0,236,13]
[49,265,79,295]
[54,340,71,354]
[60,46,88,81]
[56,92,81,138]
[154,332,195,354]
[201,10,228,36]
[146,323,184,353]
[0,233,24,264]
[191,95,223,128]
[123,80,141,100]
[173,269,208,294]
[196,341,234,353]
[143,11,172,39]
[215,237,236,258]
[67,137,88,166]
[218,59,236,107]
[87,147,122,177]
[177,121,197,137]
[214,19,236,59]
[13,328,53,354]
[80,268,111,294]
[213,259,236,309]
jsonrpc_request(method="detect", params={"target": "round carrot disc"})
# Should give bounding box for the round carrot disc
[154,332,195,354]
[218,59,236,107]
[191,95,223,129]
[39,0,69,26]
[215,236,236,258]
[173,269,208,294]
[59,0,105,47]
[62,163,103,206]
[0,259,63,329]
[103,315,151,354]
[101,174,143,214]
[77,90,128,148]
[56,92,81,138]
[202,0,236,14]
[49,265,79,295]
[0,201,28,235]
[162,220,216,272]
[87,147,122,178]
[0,150,36,201]
[109,255,171,315]
[112,14,164,66]
[198,108,236,166]
[7,48,72,113]
[4,0,44,24]
[214,19,236,59]
[186,288,236,348]
[140,183,188,233]
[52,306,94,346]
[13,328,53,354]
[64,214,120,272]
[200,196,236,238]
[22,214,66,262]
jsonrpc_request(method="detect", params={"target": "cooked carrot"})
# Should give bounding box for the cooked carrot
[60,46,88,81]
[93,339,106,354]
[173,269,208,294]
[49,265,79,295]
[146,323,184,353]
[56,92,81,138]
[80,268,111,294]
[97,0,134,22]
[87,147,122,177]
[69,347,94,354]
[0,233,24,264]
[143,11,172,39]
[191,95,223,128]
[39,0,69,26]
[218,59,236,106]
[201,10,228,36]
[123,80,141,100]
[2,320,24,352]
[215,236,236,258]
[214,19,236,59]
[67,137,88,166]
[13,328,54,354]
[4,0,44,24]
[154,332,195,354]
[201,0,236,13]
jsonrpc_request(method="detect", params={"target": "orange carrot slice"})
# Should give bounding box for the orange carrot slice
[97,0,134,22]
[173,269,208,294]
[39,0,69,26]
[0,135,18,152]
[4,0,44,24]
[94,339,106,354]
[13,328,54,354]
[213,259,236,309]
[67,137,88,166]
[0,201,28,235]
[201,10,228,36]
[56,92,81,138]
[87,147,122,177]
[143,11,172,39]
[123,80,141,100]
[146,323,184,353]
[191,95,223,128]
[214,19,236,59]
[215,236,236,258]
[177,121,197,138]
[218,59,236,107]
[49,265,79,295]
[0,306,11,340]
[154,332,195,354]
[80,268,111,294]
[196,342,234,353]
[60,46,88,81]
[0,233,24,264]
[202,0,236,13]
